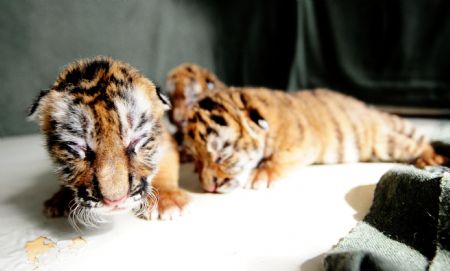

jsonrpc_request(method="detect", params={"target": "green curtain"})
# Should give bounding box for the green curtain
[288,0,450,108]
[0,0,295,136]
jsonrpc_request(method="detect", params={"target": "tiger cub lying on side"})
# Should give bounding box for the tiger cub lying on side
[183,87,447,193]
[29,57,190,227]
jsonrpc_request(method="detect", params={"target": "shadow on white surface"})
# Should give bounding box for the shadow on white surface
[345,184,376,221]
[178,162,204,193]
[5,170,114,237]
[298,181,377,271]
[300,253,325,271]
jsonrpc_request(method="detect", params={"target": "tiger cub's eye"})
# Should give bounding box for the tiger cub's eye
[127,136,146,155]
[64,142,88,159]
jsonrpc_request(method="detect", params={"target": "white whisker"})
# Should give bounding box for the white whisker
[133,185,159,217]
[68,199,110,231]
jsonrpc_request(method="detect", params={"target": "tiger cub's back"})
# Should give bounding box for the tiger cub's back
[290,89,429,164]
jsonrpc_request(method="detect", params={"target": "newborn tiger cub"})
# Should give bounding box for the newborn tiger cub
[184,87,447,193]
[29,57,190,227]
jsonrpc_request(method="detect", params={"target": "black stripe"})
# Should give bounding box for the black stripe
[198,97,220,111]
[238,93,248,109]
[141,136,156,148]
[85,146,95,163]
[83,80,107,96]
[61,123,84,138]
[64,68,82,87]
[199,132,206,141]
[195,112,208,125]
[188,130,195,139]
[83,59,111,81]
[211,114,227,126]
[136,113,147,130]
[92,175,102,200]
[62,165,74,176]
[109,75,126,86]
[140,177,148,193]
[128,173,133,194]
[46,132,61,150]
[77,185,89,200]
[248,108,264,126]
[206,127,217,136]
[59,142,80,158]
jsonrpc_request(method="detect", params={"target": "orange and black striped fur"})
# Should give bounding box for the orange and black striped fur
[166,63,226,129]
[29,57,190,227]
[184,87,447,193]
[165,63,226,161]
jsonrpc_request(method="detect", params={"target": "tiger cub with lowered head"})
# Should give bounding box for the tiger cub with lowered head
[29,57,190,228]
[184,87,447,193]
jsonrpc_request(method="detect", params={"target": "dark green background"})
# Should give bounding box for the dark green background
[1,0,449,136]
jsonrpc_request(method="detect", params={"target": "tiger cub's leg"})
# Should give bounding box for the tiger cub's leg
[140,134,191,220]
[249,148,317,189]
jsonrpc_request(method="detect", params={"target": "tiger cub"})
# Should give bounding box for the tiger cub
[184,87,447,193]
[29,57,190,227]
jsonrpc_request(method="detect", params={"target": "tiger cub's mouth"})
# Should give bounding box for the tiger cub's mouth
[67,184,157,229]
[77,194,144,214]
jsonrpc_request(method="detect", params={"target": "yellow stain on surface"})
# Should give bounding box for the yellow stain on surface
[24,235,86,268]
[25,236,57,265]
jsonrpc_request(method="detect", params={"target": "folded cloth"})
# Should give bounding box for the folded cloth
[324,166,450,271]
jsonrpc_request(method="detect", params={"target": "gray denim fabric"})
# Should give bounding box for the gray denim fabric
[324,166,450,271]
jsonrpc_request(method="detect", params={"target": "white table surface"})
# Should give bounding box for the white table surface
[0,133,404,271]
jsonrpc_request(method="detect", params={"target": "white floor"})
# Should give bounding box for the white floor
[0,118,448,271]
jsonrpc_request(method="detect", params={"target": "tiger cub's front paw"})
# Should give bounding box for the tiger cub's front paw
[140,188,191,221]
[414,153,448,168]
[249,162,281,190]
[43,187,74,218]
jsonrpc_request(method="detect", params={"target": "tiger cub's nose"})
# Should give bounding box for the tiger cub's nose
[103,195,128,206]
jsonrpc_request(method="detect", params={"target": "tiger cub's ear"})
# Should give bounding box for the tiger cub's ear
[155,85,171,111]
[184,80,203,106]
[205,76,216,90]
[27,89,50,121]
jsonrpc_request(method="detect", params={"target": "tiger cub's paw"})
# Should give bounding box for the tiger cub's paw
[412,148,449,168]
[140,189,191,221]
[414,150,449,168]
[43,187,74,218]
[249,162,281,190]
